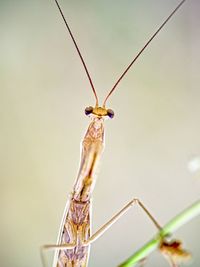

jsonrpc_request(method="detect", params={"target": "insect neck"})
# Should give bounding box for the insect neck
[72,117,105,202]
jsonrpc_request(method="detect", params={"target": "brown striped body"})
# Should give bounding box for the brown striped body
[54,118,104,267]
[56,200,91,267]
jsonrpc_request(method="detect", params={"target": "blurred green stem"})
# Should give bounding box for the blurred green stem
[118,199,200,267]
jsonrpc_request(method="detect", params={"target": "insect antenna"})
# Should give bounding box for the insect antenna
[103,0,187,107]
[54,0,99,106]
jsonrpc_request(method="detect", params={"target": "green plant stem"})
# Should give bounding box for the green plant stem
[118,199,200,267]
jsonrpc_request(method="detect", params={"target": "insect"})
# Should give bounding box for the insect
[41,0,189,266]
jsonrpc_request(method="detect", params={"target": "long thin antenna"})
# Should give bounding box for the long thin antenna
[54,0,99,106]
[103,0,187,107]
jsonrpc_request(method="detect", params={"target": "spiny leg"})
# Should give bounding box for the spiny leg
[83,198,161,246]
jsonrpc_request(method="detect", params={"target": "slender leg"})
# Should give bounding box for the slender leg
[83,198,161,246]
[41,218,77,267]
[40,243,76,267]
[42,243,76,251]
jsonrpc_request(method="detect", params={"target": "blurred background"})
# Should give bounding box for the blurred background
[0,0,200,266]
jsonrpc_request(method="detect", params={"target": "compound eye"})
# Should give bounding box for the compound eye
[107,109,114,119]
[85,106,93,116]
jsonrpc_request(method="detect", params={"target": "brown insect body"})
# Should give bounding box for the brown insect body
[54,118,104,267]
[43,1,189,267]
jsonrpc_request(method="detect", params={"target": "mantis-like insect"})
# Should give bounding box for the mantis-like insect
[42,0,191,266]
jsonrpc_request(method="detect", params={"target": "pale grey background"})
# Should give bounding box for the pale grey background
[0,0,200,267]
